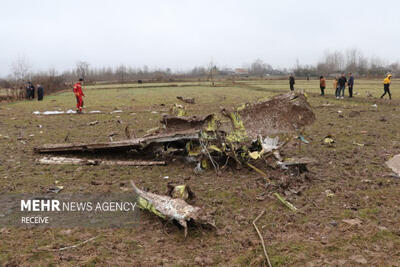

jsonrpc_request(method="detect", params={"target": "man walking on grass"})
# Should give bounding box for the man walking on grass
[348,73,354,98]
[381,74,392,99]
[73,78,85,113]
[289,74,295,91]
[337,73,347,99]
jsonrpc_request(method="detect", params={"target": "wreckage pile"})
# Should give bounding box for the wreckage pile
[35,92,315,175]
[34,92,316,236]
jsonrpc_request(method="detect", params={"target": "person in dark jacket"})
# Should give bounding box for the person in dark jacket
[289,74,295,91]
[337,73,347,99]
[37,84,44,101]
[25,82,31,99]
[30,83,35,99]
[348,73,354,98]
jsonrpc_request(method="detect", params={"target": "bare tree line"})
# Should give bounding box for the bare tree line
[2,49,399,95]
[294,48,398,77]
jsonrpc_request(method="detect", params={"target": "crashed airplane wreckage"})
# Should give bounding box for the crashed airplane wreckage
[34,92,315,236]
[34,92,316,173]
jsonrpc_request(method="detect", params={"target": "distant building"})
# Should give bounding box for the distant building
[220,68,235,76]
[234,68,249,76]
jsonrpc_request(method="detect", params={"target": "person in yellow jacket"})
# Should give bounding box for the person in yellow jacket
[333,77,339,98]
[380,74,392,99]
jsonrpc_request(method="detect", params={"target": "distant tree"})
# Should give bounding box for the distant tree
[116,64,127,83]
[249,59,273,76]
[10,55,31,82]
[76,61,90,80]
[208,61,217,86]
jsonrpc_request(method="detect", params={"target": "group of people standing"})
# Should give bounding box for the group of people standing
[25,81,44,101]
[331,73,354,99]
[289,73,393,99]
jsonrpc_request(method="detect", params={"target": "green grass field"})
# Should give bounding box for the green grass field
[0,79,399,266]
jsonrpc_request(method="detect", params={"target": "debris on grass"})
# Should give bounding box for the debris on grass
[177,96,195,104]
[353,141,365,147]
[325,189,334,197]
[35,131,200,153]
[297,134,310,144]
[33,110,102,115]
[87,120,99,126]
[342,218,362,226]
[37,156,166,166]
[167,184,196,201]
[227,92,315,138]
[130,180,214,237]
[170,104,187,117]
[277,157,315,174]
[386,154,400,176]
[47,185,64,193]
[323,135,335,145]
[161,114,215,133]
[274,192,298,212]
[34,92,315,177]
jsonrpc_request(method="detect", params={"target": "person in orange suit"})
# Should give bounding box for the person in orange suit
[73,78,85,113]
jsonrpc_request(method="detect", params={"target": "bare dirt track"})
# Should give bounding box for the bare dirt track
[0,79,400,266]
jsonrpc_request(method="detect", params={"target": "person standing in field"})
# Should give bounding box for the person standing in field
[289,74,295,91]
[333,77,339,98]
[319,76,326,96]
[337,73,347,99]
[25,82,31,99]
[30,82,35,99]
[73,78,85,113]
[348,72,354,98]
[380,74,392,99]
[37,84,44,101]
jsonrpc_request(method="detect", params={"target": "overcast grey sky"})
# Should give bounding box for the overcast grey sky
[1,0,400,76]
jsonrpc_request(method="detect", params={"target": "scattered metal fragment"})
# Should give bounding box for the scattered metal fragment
[298,134,309,144]
[34,131,200,153]
[277,157,315,174]
[87,120,99,126]
[170,104,186,116]
[130,180,214,237]
[177,96,195,104]
[167,184,196,201]
[386,154,400,176]
[342,218,362,226]
[37,156,166,166]
[33,110,102,115]
[222,92,315,139]
[274,192,298,212]
[47,186,64,193]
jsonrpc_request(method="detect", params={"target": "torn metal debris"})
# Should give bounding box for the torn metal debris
[34,92,316,175]
[34,131,200,153]
[37,156,166,166]
[386,154,400,176]
[177,96,195,104]
[130,180,214,237]
[33,110,102,115]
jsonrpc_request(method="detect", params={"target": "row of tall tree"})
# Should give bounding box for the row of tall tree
[294,49,398,77]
